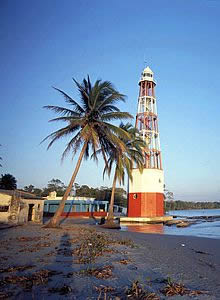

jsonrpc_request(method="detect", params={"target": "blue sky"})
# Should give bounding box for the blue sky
[0,0,220,201]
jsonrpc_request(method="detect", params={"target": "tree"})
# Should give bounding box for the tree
[114,187,127,207]
[43,178,66,196]
[0,174,17,190]
[24,184,35,193]
[23,184,43,196]
[103,123,145,224]
[33,188,43,196]
[42,76,132,227]
[164,188,174,212]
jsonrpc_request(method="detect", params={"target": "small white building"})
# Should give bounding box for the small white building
[0,190,44,224]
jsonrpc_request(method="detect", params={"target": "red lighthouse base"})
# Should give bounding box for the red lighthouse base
[127,192,164,217]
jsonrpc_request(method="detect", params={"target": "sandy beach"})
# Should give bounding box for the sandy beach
[0,219,219,299]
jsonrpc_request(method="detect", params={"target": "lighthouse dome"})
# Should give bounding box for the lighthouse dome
[140,66,156,84]
[143,66,153,75]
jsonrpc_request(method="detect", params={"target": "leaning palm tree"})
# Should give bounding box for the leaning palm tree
[103,123,146,225]
[42,76,133,228]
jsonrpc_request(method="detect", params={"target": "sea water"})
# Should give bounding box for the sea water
[120,209,220,239]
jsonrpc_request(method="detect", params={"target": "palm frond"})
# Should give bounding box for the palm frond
[102,122,132,141]
[96,92,126,112]
[61,132,82,161]
[72,78,90,110]
[41,125,80,149]
[53,87,84,113]
[43,105,80,117]
[48,117,84,124]
[101,112,133,121]
[99,105,120,113]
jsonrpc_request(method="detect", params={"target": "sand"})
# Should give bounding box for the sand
[0,218,219,299]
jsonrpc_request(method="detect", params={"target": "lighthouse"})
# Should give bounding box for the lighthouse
[128,66,164,217]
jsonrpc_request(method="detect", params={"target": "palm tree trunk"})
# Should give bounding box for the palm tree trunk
[107,169,117,223]
[101,145,108,169]
[44,142,88,228]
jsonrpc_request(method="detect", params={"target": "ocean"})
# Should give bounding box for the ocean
[120,209,220,239]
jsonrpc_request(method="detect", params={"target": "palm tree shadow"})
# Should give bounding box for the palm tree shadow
[59,201,73,225]
[91,205,99,224]
[46,232,75,296]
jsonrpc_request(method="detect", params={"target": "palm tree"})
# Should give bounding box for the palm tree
[103,123,146,225]
[42,76,133,228]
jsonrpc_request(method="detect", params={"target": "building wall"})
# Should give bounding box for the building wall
[128,192,164,217]
[21,199,44,223]
[44,199,108,217]
[0,193,11,223]
[129,169,164,193]
[46,193,95,201]
[0,192,44,224]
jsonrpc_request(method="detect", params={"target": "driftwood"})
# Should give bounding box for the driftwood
[176,222,191,228]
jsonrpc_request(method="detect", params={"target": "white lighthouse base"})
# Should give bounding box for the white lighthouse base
[128,169,165,217]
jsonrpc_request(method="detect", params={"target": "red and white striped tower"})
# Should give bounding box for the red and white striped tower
[128,66,164,217]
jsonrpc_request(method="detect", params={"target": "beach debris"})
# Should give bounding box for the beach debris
[0,291,13,299]
[64,271,75,278]
[61,240,72,247]
[0,269,63,290]
[73,229,137,264]
[0,256,8,261]
[95,285,115,300]
[74,230,112,263]
[0,265,34,273]
[56,247,74,257]
[191,248,210,255]
[181,244,185,247]
[18,241,52,253]
[126,281,160,300]
[161,277,208,297]
[46,251,55,257]
[176,222,191,228]
[48,284,72,295]
[165,220,183,226]
[81,265,114,279]
[16,236,42,242]
[165,219,194,227]
[116,238,136,248]
[118,259,132,265]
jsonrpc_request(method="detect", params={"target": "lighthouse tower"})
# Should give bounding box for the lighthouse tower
[128,67,164,217]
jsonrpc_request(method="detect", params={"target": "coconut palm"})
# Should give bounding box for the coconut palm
[42,76,132,228]
[103,123,146,225]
